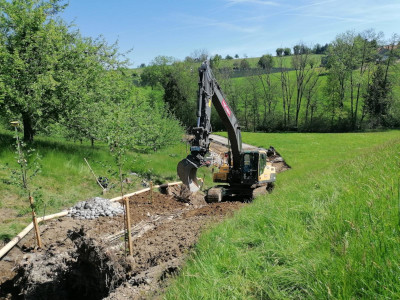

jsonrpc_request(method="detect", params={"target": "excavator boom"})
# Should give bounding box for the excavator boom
[177,61,242,191]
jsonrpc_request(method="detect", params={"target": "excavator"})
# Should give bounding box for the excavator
[177,61,276,202]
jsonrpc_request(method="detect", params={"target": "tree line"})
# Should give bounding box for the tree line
[140,30,400,132]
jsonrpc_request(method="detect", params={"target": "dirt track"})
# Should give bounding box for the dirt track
[0,186,244,299]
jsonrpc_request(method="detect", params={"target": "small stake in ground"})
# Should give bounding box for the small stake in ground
[150,181,153,203]
[29,196,43,248]
[123,197,133,256]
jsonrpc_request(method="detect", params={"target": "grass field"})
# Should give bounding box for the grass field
[165,130,400,299]
[0,131,211,240]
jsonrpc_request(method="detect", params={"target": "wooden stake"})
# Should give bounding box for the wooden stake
[123,197,133,256]
[150,181,153,203]
[29,196,42,249]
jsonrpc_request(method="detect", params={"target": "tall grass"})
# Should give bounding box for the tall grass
[165,131,400,299]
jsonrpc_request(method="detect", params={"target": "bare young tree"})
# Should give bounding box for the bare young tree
[257,54,278,129]
[278,56,295,128]
[292,44,320,128]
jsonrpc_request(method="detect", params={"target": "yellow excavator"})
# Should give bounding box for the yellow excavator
[177,61,276,202]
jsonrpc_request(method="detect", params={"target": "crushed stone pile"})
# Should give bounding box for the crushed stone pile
[68,197,124,220]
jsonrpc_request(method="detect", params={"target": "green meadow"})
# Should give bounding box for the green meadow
[165,130,400,299]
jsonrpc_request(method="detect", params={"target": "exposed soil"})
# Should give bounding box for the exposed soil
[0,139,288,300]
[0,186,244,300]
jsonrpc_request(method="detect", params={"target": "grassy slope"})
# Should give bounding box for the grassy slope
[166,131,400,299]
[0,131,211,240]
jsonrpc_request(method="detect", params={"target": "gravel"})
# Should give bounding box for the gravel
[68,197,124,220]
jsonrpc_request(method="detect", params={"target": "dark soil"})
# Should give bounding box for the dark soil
[0,186,244,300]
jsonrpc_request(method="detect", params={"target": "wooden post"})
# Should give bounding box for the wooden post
[123,197,133,256]
[150,181,153,203]
[29,196,42,248]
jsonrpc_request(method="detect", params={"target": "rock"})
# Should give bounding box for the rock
[2,256,12,262]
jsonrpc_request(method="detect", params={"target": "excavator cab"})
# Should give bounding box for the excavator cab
[241,152,258,183]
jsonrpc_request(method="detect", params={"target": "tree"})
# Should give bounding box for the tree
[276,48,284,57]
[284,48,291,56]
[139,63,146,68]
[210,54,222,69]
[234,54,239,58]
[326,30,381,129]
[140,55,175,89]
[225,54,233,60]
[0,0,129,141]
[364,65,392,127]
[240,59,250,70]
[364,35,398,127]
[190,49,209,62]
[162,61,197,127]
[258,54,274,70]
[257,55,277,129]
[291,43,320,128]
[278,55,295,128]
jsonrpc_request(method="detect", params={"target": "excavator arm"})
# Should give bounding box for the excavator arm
[177,61,242,191]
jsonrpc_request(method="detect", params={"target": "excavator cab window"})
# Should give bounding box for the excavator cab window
[259,153,266,176]
[242,152,257,182]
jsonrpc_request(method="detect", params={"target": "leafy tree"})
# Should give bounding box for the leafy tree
[162,62,197,127]
[0,0,128,142]
[326,30,381,129]
[225,54,233,60]
[276,48,284,57]
[139,63,146,68]
[140,55,174,89]
[234,54,239,58]
[62,68,133,145]
[258,54,274,69]
[283,48,291,56]
[240,59,250,70]
[364,35,398,127]
[364,65,392,127]
[210,54,222,69]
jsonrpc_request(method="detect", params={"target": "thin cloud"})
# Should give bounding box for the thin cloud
[286,13,365,23]
[225,0,280,7]
[173,13,262,34]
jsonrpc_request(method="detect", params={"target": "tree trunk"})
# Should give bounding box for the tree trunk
[22,114,34,142]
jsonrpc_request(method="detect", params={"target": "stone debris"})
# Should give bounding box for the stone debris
[68,197,124,220]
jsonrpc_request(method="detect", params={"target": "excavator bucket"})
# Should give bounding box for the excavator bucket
[177,157,200,192]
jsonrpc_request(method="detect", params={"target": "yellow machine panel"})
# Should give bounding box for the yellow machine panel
[258,162,276,182]
[213,164,229,182]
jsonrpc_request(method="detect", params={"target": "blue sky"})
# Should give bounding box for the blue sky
[61,0,400,67]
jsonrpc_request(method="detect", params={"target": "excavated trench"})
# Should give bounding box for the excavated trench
[0,141,289,300]
[14,230,125,300]
[0,186,246,300]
